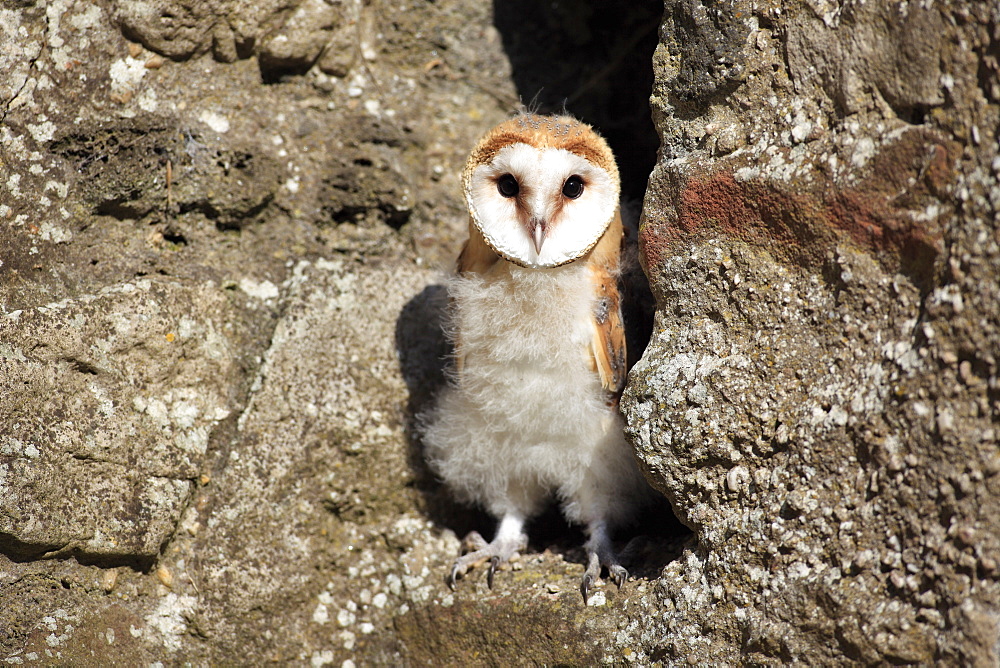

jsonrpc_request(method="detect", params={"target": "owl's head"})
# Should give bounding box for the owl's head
[462,114,621,269]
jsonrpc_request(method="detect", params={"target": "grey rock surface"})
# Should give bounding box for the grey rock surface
[623,0,1000,664]
[1,278,247,563]
[1,0,997,664]
[0,0,665,664]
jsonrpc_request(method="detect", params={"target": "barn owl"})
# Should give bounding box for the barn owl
[421,113,655,601]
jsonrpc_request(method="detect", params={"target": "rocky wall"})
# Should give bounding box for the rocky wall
[622,0,1000,664]
[0,0,668,664]
[1,0,997,665]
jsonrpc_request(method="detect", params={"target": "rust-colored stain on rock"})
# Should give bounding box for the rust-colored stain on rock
[641,131,955,288]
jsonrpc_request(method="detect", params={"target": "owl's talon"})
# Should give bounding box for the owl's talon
[447,521,527,591]
[487,556,500,589]
[580,573,595,603]
[579,523,628,602]
[610,565,628,590]
[447,563,461,590]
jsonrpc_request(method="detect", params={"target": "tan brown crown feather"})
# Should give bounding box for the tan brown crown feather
[462,114,620,194]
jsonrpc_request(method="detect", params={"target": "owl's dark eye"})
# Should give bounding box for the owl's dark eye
[562,175,584,199]
[497,173,519,198]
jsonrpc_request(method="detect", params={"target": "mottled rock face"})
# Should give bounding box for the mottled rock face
[1,279,247,563]
[0,0,664,664]
[1,0,997,664]
[621,0,1000,664]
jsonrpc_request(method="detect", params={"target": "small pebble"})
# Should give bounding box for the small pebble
[156,566,173,588]
[101,569,118,593]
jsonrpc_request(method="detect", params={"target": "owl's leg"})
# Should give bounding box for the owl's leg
[448,514,528,589]
[580,521,627,603]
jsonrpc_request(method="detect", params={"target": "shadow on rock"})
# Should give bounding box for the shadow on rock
[394,283,495,541]
[492,0,662,202]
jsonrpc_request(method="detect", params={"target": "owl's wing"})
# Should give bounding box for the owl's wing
[587,210,627,397]
[453,221,499,377]
[589,265,627,396]
[456,221,499,275]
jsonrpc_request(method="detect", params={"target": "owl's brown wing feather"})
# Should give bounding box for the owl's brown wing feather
[457,220,499,275]
[586,210,627,397]
[588,266,627,396]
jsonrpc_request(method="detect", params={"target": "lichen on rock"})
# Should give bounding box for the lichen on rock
[1,0,998,664]
[623,0,1000,664]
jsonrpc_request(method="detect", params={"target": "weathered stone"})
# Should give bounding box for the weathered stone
[152,257,434,659]
[258,0,344,77]
[786,2,946,118]
[2,0,997,664]
[112,0,286,62]
[315,21,357,77]
[0,5,45,118]
[1,279,252,564]
[622,0,1000,664]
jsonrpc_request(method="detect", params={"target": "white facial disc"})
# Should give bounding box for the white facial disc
[466,143,618,268]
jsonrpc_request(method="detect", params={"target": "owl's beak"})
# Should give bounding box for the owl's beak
[528,218,547,254]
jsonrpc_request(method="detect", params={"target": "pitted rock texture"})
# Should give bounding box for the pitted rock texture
[621,0,1000,665]
[1,0,669,664]
[1,278,247,564]
[2,0,997,664]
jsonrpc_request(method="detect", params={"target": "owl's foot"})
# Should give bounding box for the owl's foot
[580,523,628,603]
[447,515,528,590]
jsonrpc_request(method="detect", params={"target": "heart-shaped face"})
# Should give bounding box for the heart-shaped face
[463,115,620,269]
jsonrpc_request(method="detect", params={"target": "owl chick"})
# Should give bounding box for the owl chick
[422,114,655,601]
